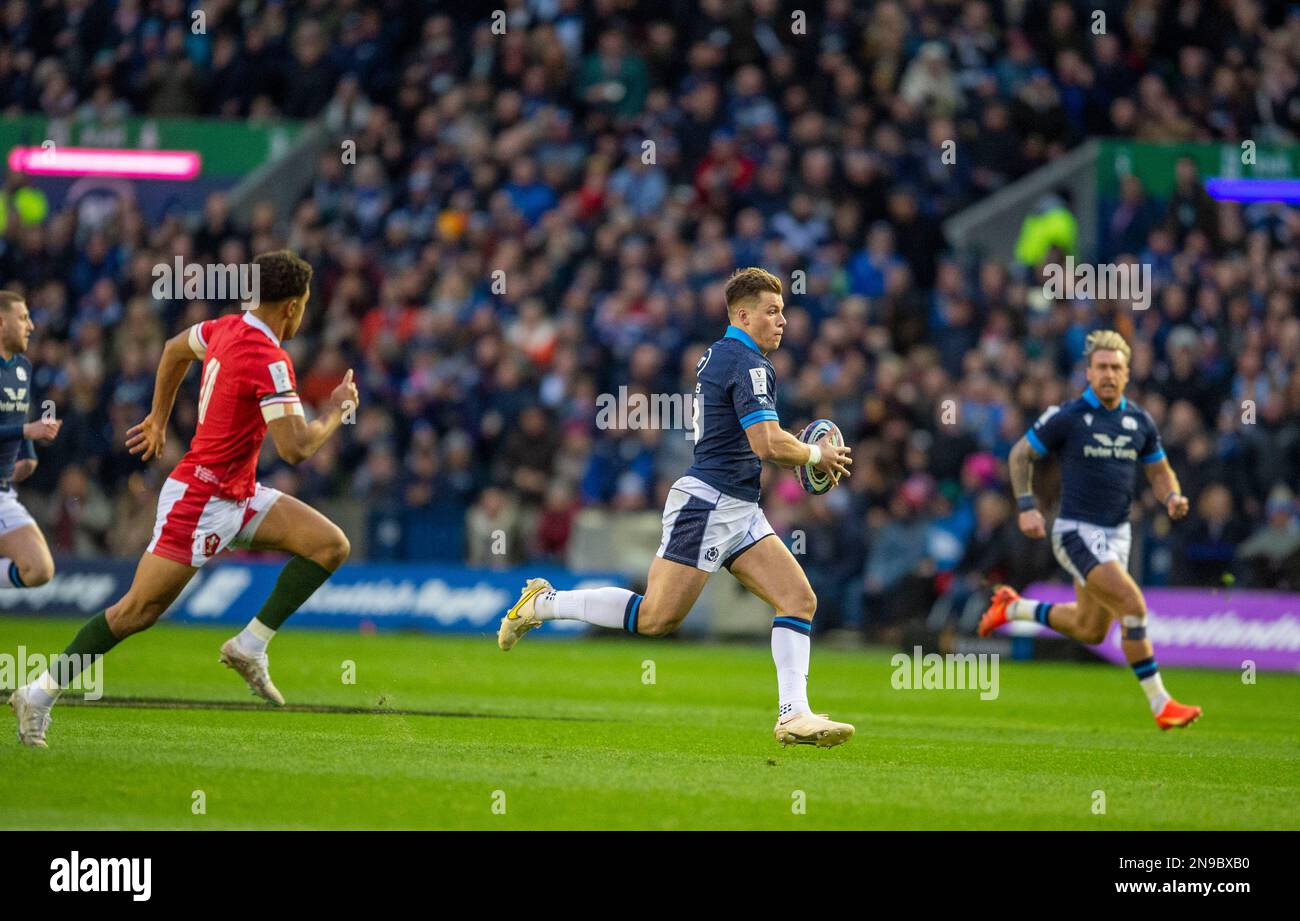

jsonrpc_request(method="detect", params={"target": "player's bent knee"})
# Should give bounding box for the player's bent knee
[783,589,817,622]
[333,531,352,567]
[1077,617,1109,645]
[21,559,54,587]
[314,528,350,571]
[637,611,679,637]
[1080,627,1108,645]
[635,599,683,637]
[107,597,168,637]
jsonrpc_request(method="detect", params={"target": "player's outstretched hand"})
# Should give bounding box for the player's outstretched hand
[1018,509,1046,539]
[1166,492,1190,520]
[125,413,166,462]
[23,418,62,443]
[329,369,359,416]
[815,437,852,482]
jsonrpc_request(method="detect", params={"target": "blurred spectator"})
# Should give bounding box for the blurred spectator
[1104,175,1159,260]
[1172,483,1251,586]
[467,487,524,569]
[863,474,937,629]
[1237,486,1300,589]
[49,465,112,557]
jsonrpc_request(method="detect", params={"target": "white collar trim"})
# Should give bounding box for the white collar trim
[242,311,281,347]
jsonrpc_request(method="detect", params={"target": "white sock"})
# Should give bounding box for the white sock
[1008,598,1038,621]
[1139,671,1170,713]
[235,618,276,656]
[24,671,61,708]
[772,621,811,718]
[537,587,638,631]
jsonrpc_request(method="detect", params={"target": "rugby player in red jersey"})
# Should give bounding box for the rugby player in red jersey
[10,251,357,748]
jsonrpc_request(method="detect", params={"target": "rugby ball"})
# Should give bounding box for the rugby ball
[796,419,843,495]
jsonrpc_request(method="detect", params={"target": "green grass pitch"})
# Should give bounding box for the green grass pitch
[1,615,1296,829]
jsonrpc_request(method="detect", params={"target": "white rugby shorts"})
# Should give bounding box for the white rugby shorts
[656,475,775,573]
[147,477,283,567]
[0,487,36,537]
[1050,516,1132,583]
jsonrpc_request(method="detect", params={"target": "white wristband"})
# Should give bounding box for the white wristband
[807,443,822,466]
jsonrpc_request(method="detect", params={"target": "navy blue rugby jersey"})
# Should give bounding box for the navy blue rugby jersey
[1025,386,1165,527]
[0,353,35,483]
[684,325,778,502]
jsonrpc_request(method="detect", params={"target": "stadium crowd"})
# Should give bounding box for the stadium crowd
[1,0,1298,633]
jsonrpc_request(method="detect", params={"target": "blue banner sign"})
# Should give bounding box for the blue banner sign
[0,557,623,636]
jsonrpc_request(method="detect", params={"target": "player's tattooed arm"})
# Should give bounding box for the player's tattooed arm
[744,420,852,479]
[1008,435,1039,498]
[126,329,197,461]
[267,369,358,464]
[1144,456,1189,520]
[1009,436,1046,539]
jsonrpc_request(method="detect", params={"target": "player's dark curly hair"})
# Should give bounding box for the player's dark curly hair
[254,250,313,303]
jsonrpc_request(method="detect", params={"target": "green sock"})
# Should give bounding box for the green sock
[50,611,120,688]
[253,556,333,632]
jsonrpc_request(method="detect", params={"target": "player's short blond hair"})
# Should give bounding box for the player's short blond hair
[1084,329,1131,367]
[724,267,782,316]
[0,291,26,314]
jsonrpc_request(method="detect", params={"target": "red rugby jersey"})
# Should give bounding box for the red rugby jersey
[169,312,302,500]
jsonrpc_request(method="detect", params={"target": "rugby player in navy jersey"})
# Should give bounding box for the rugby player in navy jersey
[496,268,857,747]
[0,292,61,592]
[980,330,1201,729]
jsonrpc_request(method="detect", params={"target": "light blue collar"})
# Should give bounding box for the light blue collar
[724,325,762,354]
[1082,386,1126,412]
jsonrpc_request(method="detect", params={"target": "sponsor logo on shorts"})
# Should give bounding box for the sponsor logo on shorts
[194,465,220,486]
[705,547,719,563]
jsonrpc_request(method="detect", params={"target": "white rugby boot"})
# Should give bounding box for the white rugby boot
[498,578,552,651]
[9,686,52,749]
[219,638,285,705]
[774,711,855,748]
